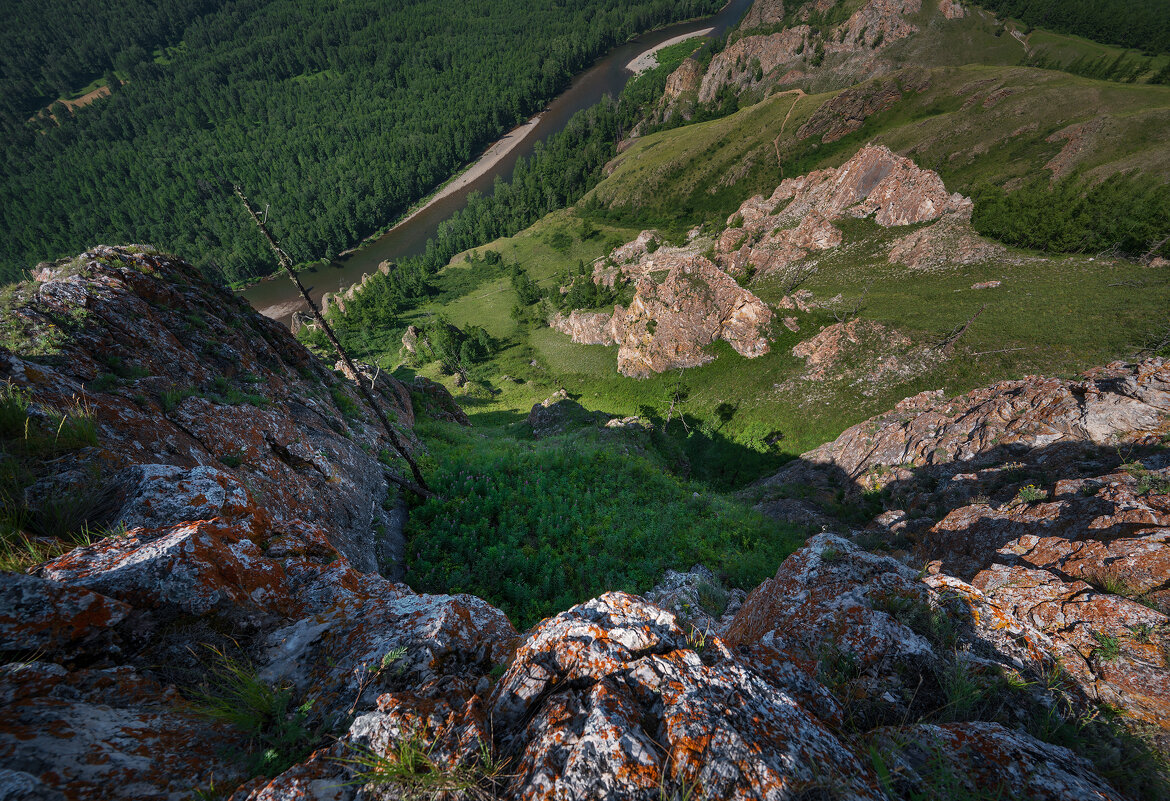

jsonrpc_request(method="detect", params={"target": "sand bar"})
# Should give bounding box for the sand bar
[625,28,713,74]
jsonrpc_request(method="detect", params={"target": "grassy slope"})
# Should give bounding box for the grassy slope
[380,62,1169,492]
[597,65,1170,224]
[337,9,1170,623]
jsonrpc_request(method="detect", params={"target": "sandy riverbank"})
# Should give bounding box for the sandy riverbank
[375,115,542,241]
[625,28,713,74]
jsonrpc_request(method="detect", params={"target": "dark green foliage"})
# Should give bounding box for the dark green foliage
[323,64,680,359]
[0,0,722,284]
[972,172,1170,259]
[404,423,805,628]
[510,265,543,306]
[1,384,110,571]
[192,647,322,778]
[0,0,217,122]
[330,386,360,419]
[977,0,1169,55]
[408,318,494,374]
[1027,49,1153,82]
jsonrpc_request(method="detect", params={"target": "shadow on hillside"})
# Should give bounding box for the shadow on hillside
[759,437,1170,581]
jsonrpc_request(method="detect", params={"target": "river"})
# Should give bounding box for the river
[241,0,754,324]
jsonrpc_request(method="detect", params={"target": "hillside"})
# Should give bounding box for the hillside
[2,246,1168,800]
[0,0,723,285]
[3,0,1170,797]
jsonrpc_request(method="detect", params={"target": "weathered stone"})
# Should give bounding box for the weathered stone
[868,722,1124,800]
[0,661,247,800]
[0,246,413,572]
[0,572,131,661]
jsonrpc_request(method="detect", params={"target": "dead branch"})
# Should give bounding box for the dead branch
[936,304,986,353]
[234,186,434,498]
[1142,236,1169,263]
[832,284,869,324]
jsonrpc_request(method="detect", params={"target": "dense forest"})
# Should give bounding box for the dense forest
[978,0,1170,55]
[0,0,222,124]
[313,44,690,358]
[0,0,721,285]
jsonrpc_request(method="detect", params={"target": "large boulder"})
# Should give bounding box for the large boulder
[0,246,420,572]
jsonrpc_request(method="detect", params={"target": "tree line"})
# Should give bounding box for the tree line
[977,0,1169,55]
[0,0,721,285]
[314,52,689,359]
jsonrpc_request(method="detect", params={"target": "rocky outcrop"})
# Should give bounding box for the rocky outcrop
[697,0,927,101]
[718,145,972,280]
[748,360,1170,731]
[770,144,971,227]
[559,146,976,376]
[555,250,772,378]
[790,318,929,385]
[740,0,787,29]
[0,246,443,574]
[938,0,965,18]
[549,309,617,345]
[526,390,610,438]
[664,57,704,100]
[887,213,1004,270]
[796,79,906,143]
[1,466,515,801]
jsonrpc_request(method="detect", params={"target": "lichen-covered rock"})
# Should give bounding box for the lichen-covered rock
[0,246,415,572]
[726,534,935,669]
[753,360,1170,499]
[0,661,247,801]
[971,564,1170,727]
[643,564,746,635]
[259,584,516,717]
[478,592,884,800]
[868,722,1124,800]
[747,358,1170,734]
[0,572,131,661]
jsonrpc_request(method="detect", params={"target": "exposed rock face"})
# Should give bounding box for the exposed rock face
[1,465,516,800]
[699,27,810,103]
[0,247,441,573]
[740,0,787,29]
[791,318,916,383]
[643,564,747,635]
[938,0,965,18]
[749,360,1170,729]
[888,214,1004,270]
[770,144,971,227]
[614,254,772,377]
[554,252,772,378]
[719,145,973,281]
[549,309,617,345]
[560,146,979,377]
[664,57,704,100]
[796,79,906,143]
[697,0,927,101]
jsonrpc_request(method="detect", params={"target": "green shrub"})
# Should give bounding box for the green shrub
[405,423,805,627]
[972,172,1170,260]
[331,387,361,419]
[193,647,322,778]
